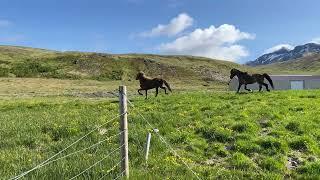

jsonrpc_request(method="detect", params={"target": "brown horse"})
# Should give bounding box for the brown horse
[136,72,172,99]
[228,68,274,93]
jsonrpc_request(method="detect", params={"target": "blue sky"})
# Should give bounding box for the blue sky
[1,0,320,63]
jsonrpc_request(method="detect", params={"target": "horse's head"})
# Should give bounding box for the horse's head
[136,72,145,80]
[230,68,239,79]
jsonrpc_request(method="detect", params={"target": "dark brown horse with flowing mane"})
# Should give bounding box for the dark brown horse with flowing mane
[136,72,172,99]
[228,68,274,93]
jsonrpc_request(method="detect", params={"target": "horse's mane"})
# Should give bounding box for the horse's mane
[138,72,153,80]
[142,74,153,80]
[232,68,248,75]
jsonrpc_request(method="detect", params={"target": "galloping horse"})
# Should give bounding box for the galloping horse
[228,68,274,93]
[136,72,172,99]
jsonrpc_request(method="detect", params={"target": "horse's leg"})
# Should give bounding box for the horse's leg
[155,87,159,97]
[259,84,262,92]
[237,83,242,93]
[145,90,148,99]
[138,89,143,95]
[262,83,270,91]
[160,86,167,94]
[244,84,252,92]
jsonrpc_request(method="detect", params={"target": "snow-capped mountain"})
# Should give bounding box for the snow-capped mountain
[247,43,320,66]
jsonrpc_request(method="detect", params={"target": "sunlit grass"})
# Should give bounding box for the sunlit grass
[1,90,319,179]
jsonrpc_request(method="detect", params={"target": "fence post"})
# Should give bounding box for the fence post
[119,86,129,178]
[144,132,152,162]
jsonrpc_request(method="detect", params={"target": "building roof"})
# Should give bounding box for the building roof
[270,75,320,80]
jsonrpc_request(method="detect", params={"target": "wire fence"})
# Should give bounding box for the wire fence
[11,88,202,180]
[123,92,202,180]
[10,111,127,180]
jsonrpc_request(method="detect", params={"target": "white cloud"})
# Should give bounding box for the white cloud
[310,37,320,44]
[157,24,255,61]
[141,13,193,37]
[0,19,12,27]
[263,44,294,54]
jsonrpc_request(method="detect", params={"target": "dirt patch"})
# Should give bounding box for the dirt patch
[286,156,302,170]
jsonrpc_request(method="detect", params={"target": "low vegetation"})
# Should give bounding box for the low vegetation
[0,45,319,179]
[1,89,319,179]
[0,45,250,83]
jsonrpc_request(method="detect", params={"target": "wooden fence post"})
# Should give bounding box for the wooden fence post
[119,86,129,178]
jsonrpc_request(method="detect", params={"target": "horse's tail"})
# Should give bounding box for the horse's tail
[263,73,274,89]
[163,79,172,92]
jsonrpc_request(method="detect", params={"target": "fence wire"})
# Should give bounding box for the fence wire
[123,92,202,180]
[11,112,126,180]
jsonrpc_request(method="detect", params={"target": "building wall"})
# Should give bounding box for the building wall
[305,80,320,89]
[229,77,320,91]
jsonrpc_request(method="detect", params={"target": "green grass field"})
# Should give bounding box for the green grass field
[1,88,320,179]
[0,45,320,179]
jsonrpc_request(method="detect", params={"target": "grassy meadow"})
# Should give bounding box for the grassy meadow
[0,45,320,179]
[0,83,319,179]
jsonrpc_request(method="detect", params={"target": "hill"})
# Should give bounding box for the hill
[0,45,250,83]
[1,91,319,179]
[255,53,320,75]
[247,43,320,66]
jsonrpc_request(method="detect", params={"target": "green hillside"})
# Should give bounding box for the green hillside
[0,45,319,179]
[0,45,250,83]
[255,53,320,75]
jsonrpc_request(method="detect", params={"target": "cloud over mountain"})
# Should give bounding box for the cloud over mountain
[158,24,255,61]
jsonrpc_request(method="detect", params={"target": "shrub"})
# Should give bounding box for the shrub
[0,67,9,77]
[197,126,233,143]
[235,140,260,155]
[11,61,57,77]
[205,143,229,157]
[258,157,284,172]
[257,137,287,155]
[285,122,303,134]
[228,152,255,170]
[231,123,248,133]
[297,162,320,175]
[289,136,312,152]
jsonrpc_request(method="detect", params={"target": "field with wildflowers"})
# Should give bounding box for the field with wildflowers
[1,88,319,179]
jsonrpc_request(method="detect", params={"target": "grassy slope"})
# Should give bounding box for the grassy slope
[1,45,320,179]
[1,91,319,179]
[0,45,251,83]
[255,53,320,75]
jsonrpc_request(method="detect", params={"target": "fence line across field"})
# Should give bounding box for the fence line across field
[38,131,124,169]
[11,86,202,180]
[98,157,126,180]
[11,112,127,180]
[69,144,125,180]
[120,90,202,180]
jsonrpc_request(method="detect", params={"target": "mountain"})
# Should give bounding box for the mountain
[0,45,251,83]
[247,43,320,66]
[255,53,320,74]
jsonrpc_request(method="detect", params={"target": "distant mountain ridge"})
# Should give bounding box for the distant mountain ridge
[247,43,320,66]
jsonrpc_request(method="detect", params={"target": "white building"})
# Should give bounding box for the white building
[229,75,320,91]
